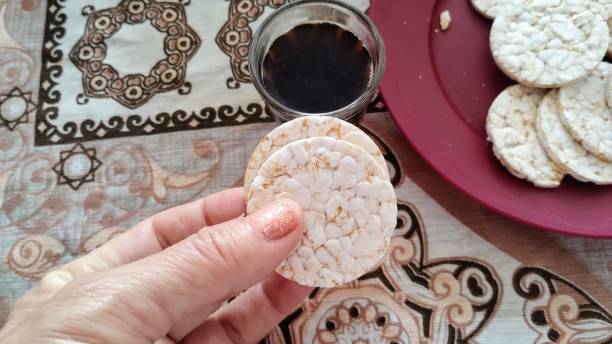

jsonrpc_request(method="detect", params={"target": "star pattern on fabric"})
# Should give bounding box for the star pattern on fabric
[52,143,102,191]
[0,87,36,131]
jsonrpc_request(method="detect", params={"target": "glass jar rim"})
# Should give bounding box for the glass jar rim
[248,0,386,120]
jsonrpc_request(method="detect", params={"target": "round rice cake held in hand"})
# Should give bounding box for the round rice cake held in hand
[243,116,388,197]
[486,85,565,187]
[247,137,397,288]
[537,90,612,185]
[558,62,612,162]
[490,0,609,88]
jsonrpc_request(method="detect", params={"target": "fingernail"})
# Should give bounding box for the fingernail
[250,199,300,241]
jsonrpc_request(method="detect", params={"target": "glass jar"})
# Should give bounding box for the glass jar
[249,0,385,122]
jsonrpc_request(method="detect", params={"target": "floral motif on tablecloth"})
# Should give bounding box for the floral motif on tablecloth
[267,202,502,343]
[216,0,286,87]
[514,267,612,344]
[293,284,421,343]
[70,0,201,109]
[35,0,275,146]
[0,130,67,233]
[2,136,222,278]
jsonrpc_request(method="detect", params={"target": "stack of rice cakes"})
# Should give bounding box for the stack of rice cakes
[471,0,612,187]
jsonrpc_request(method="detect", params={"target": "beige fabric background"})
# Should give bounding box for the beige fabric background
[0,0,610,343]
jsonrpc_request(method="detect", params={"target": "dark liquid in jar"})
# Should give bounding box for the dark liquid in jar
[262,23,372,113]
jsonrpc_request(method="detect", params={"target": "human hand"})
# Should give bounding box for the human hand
[0,188,310,344]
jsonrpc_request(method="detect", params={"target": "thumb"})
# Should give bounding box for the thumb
[56,199,303,341]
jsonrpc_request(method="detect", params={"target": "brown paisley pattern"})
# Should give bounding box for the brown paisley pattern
[80,139,221,228]
[266,202,501,343]
[7,235,65,280]
[0,125,27,173]
[514,267,612,344]
[1,150,67,233]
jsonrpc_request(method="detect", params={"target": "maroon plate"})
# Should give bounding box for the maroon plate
[370,0,612,237]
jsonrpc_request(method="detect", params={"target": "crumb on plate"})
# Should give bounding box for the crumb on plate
[440,10,451,31]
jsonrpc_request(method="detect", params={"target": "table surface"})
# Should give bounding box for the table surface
[0,0,610,342]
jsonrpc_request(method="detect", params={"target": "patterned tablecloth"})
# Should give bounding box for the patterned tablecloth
[0,0,611,342]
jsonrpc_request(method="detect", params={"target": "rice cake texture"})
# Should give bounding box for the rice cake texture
[609,17,612,55]
[607,70,612,109]
[486,85,565,187]
[247,137,397,287]
[490,0,609,88]
[537,90,612,184]
[243,116,388,197]
[558,62,612,162]
[599,0,612,55]
[470,0,511,19]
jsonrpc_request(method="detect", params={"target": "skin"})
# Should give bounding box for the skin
[0,188,311,344]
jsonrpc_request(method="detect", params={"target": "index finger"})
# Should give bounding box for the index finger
[63,187,246,275]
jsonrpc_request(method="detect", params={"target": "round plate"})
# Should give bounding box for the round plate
[370,0,612,237]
